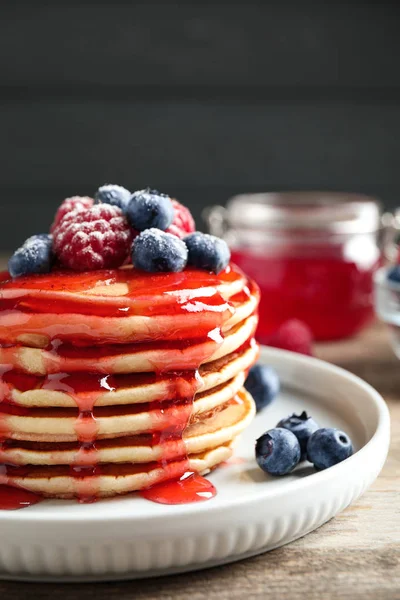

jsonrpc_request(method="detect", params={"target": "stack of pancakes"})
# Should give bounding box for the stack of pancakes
[0,264,259,499]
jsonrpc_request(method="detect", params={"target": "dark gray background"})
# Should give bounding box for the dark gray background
[1,1,399,251]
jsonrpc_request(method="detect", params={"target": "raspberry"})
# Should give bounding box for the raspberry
[53,204,132,271]
[51,196,93,232]
[267,319,313,356]
[166,199,195,238]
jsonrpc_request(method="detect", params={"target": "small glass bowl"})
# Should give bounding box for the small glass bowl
[374,267,400,357]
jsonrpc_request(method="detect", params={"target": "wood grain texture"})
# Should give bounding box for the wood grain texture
[0,321,398,599]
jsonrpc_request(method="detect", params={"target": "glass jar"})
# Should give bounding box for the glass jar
[205,192,382,343]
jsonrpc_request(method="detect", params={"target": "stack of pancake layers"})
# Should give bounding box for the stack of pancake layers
[0,264,259,499]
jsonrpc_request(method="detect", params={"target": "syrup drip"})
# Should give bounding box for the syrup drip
[0,367,31,509]
[0,265,251,508]
[71,408,100,503]
[140,472,216,504]
[36,371,102,503]
[146,371,200,494]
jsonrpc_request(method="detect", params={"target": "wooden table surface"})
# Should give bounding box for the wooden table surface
[0,323,399,599]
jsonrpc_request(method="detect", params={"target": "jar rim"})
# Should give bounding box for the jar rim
[225,191,381,235]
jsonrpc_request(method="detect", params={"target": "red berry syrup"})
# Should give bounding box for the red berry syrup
[0,485,42,510]
[232,246,379,342]
[0,265,254,507]
[140,471,216,504]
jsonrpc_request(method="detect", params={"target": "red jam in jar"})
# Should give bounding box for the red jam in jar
[206,193,381,342]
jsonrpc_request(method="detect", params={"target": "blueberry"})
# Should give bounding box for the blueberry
[276,411,319,460]
[127,188,173,231]
[307,428,353,470]
[8,234,53,278]
[133,228,187,273]
[255,428,301,476]
[387,265,400,284]
[245,364,280,412]
[95,184,131,211]
[184,232,230,274]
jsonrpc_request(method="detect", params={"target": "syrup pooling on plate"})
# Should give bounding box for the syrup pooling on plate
[0,266,255,506]
[140,471,217,504]
[0,484,42,510]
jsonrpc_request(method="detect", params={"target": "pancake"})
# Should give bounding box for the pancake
[0,263,259,502]
[0,281,258,348]
[0,388,255,466]
[2,342,258,407]
[0,389,254,498]
[0,445,234,499]
[1,374,246,441]
[0,265,246,310]
[0,314,258,376]
[0,265,258,347]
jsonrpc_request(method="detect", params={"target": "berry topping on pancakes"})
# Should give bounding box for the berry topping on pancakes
[167,199,196,238]
[185,232,230,274]
[132,228,188,273]
[1,182,259,507]
[127,188,174,232]
[94,184,131,211]
[7,184,228,276]
[8,234,54,278]
[53,204,132,271]
[51,196,93,232]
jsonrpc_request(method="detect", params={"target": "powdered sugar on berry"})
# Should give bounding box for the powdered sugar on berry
[51,196,94,232]
[11,234,52,263]
[133,228,188,273]
[53,204,132,270]
[166,200,196,238]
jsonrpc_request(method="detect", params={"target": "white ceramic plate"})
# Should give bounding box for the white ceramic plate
[0,347,390,582]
